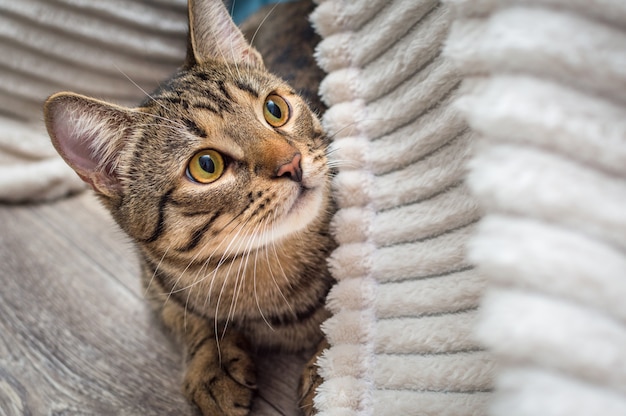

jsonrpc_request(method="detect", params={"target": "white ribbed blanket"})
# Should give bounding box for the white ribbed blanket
[2,0,625,415]
[311,1,493,414]
[444,1,626,416]
[312,0,626,415]
[0,0,187,201]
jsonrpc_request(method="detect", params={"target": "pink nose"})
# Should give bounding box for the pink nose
[275,153,302,182]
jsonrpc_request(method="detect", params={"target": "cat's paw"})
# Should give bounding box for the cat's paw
[298,339,328,416]
[298,369,320,416]
[183,334,257,416]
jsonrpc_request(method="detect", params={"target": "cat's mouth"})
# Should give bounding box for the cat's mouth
[271,182,324,241]
[289,184,312,212]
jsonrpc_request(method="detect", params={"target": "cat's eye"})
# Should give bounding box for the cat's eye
[187,149,225,184]
[263,94,290,127]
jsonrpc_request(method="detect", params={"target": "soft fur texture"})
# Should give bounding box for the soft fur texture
[43,1,335,414]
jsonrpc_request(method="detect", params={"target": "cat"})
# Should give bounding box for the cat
[43,0,334,415]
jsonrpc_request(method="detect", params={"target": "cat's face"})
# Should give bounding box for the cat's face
[44,0,330,261]
[127,62,329,258]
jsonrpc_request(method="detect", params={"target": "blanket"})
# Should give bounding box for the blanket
[445,1,626,415]
[0,0,187,202]
[312,0,626,415]
[311,0,494,414]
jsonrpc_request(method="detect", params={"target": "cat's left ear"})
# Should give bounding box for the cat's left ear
[187,0,264,68]
[44,92,141,199]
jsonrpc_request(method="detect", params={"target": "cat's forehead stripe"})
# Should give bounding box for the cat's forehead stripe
[183,119,207,138]
[191,110,245,159]
[234,79,260,98]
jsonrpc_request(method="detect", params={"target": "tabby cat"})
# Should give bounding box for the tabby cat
[43,0,333,414]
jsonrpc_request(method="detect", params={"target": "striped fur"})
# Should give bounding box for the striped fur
[43,1,332,415]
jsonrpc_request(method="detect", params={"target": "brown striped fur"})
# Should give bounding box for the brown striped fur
[43,1,332,415]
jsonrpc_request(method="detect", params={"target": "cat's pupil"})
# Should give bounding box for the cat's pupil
[266,100,282,119]
[199,155,216,173]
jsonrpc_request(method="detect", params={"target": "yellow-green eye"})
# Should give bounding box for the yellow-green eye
[263,94,290,127]
[187,150,224,184]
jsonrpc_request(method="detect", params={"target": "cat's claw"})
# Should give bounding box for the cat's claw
[298,339,328,416]
[298,362,322,416]
[183,335,257,416]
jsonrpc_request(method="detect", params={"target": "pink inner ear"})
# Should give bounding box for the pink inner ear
[49,102,101,179]
[45,94,129,197]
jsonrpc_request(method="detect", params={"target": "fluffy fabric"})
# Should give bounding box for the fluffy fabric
[313,0,626,414]
[311,1,494,414]
[0,0,187,202]
[443,0,626,415]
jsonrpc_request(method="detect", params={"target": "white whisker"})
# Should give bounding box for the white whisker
[209,216,253,343]
[144,241,173,297]
[249,3,280,47]
[270,208,294,290]
[264,213,296,318]
[222,219,262,338]
[113,63,186,129]
[253,216,276,329]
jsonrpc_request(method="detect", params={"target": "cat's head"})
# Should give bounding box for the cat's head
[44,0,331,259]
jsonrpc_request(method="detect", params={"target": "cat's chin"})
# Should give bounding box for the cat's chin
[270,184,325,242]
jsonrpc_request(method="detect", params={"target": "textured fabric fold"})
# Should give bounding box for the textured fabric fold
[313,1,493,414]
[0,0,187,202]
[444,0,626,415]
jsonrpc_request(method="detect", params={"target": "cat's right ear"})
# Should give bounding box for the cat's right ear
[186,0,264,68]
[44,92,138,199]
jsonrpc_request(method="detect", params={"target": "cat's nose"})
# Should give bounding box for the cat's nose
[275,153,302,182]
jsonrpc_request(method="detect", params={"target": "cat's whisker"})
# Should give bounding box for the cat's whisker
[113,63,158,102]
[144,241,173,298]
[321,118,396,152]
[175,209,251,296]
[249,3,280,48]
[143,112,188,132]
[189,237,233,309]
[224,56,238,82]
[176,218,254,361]
[269,209,294,291]
[182,225,235,293]
[228,0,240,76]
[216,227,252,340]
[181,234,234,331]
[324,120,361,140]
[252,216,277,330]
[207,17,237,81]
[233,58,243,83]
[113,63,186,128]
[209,217,253,342]
[166,214,249,339]
[326,159,360,169]
[223,219,263,338]
[133,123,187,134]
[189,221,244,316]
[324,115,408,142]
[185,245,222,304]
[165,235,213,301]
[210,219,252,361]
[238,219,269,332]
[203,219,247,309]
[263,215,296,319]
